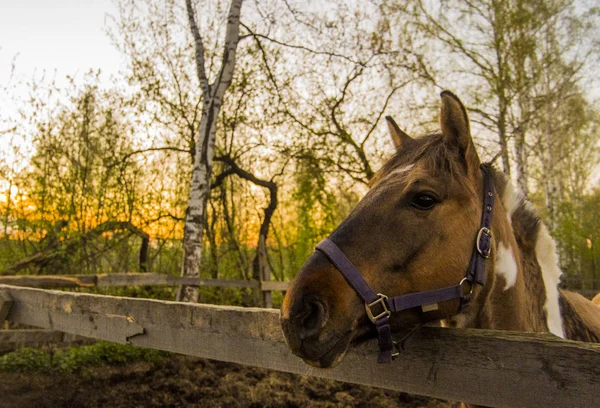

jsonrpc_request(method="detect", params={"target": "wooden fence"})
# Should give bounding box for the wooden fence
[1,272,594,290]
[0,329,90,353]
[1,283,600,407]
[0,273,289,306]
[0,272,288,290]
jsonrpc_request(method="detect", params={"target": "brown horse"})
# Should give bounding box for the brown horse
[281,91,600,376]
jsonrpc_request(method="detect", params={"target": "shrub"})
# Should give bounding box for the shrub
[0,342,167,373]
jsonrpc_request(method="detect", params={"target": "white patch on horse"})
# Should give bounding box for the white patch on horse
[536,223,565,338]
[502,181,522,224]
[450,313,468,328]
[495,244,518,290]
[440,313,468,328]
[384,164,414,181]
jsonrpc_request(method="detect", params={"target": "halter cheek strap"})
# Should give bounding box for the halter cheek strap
[315,165,495,363]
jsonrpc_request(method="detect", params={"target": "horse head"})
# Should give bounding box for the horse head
[281,91,491,367]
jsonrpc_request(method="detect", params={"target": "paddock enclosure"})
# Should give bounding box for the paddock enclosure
[1,274,600,408]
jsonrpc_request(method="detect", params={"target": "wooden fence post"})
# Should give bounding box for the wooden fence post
[0,290,13,324]
[258,236,272,308]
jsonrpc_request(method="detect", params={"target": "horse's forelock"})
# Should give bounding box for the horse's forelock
[371,133,475,196]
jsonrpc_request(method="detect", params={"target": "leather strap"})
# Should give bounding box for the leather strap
[315,239,378,305]
[315,239,396,362]
[388,284,464,312]
[467,164,495,286]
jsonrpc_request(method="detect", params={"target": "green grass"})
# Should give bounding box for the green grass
[0,341,167,373]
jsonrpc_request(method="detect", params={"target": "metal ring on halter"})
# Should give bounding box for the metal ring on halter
[459,278,474,296]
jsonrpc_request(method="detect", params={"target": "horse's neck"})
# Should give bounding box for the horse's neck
[492,217,564,334]
[448,180,563,335]
[443,177,600,341]
[455,179,600,342]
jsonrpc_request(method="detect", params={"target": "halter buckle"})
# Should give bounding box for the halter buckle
[476,227,492,258]
[365,293,391,323]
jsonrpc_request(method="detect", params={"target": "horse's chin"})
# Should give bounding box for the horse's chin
[302,348,348,368]
[305,323,422,368]
[300,331,354,368]
[303,324,379,368]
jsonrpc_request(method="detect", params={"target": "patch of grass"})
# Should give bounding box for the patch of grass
[0,342,167,373]
[0,348,52,372]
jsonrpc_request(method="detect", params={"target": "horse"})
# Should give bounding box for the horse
[280,91,600,404]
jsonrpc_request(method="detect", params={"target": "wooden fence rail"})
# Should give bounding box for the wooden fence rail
[3,273,596,293]
[0,273,290,291]
[563,277,600,283]
[0,329,90,351]
[3,273,597,300]
[1,283,599,408]
[0,273,291,308]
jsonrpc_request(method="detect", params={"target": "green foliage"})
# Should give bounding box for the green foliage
[554,189,600,286]
[0,348,52,372]
[291,156,351,273]
[0,342,167,374]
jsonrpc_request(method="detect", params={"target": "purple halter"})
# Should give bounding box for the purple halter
[315,165,495,363]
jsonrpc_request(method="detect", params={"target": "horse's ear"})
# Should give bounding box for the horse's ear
[439,91,480,172]
[385,116,413,150]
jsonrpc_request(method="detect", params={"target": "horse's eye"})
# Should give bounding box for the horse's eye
[411,193,437,210]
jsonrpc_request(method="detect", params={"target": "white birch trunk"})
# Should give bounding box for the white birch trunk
[514,54,530,197]
[542,27,560,237]
[514,131,528,196]
[177,0,244,302]
[544,100,559,235]
[514,113,529,197]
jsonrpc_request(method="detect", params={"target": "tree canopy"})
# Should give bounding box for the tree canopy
[1,0,599,301]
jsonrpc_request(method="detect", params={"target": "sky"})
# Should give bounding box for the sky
[0,0,121,88]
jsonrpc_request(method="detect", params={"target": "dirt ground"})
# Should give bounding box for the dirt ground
[0,355,457,408]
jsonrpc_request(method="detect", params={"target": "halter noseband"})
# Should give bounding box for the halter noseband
[315,165,495,363]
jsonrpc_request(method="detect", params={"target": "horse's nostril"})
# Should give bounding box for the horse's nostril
[298,299,328,340]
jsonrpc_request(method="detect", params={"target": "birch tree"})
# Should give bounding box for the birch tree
[402,0,518,176]
[538,15,597,233]
[402,0,598,198]
[177,0,244,302]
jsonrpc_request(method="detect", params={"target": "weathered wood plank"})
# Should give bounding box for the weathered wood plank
[98,273,260,288]
[0,330,89,352]
[0,273,267,290]
[194,278,261,289]
[0,329,65,344]
[1,284,599,407]
[96,273,178,287]
[0,290,13,322]
[260,281,289,291]
[564,277,600,283]
[96,274,261,289]
[0,275,97,288]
